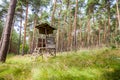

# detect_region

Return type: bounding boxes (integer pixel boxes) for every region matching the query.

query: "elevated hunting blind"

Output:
[33,23,56,56]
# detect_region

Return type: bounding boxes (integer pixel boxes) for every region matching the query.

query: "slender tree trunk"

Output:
[103,19,107,44]
[67,1,73,51]
[31,16,37,53]
[98,26,101,46]
[61,16,66,51]
[60,30,63,52]
[91,34,94,47]
[115,20,118,47]
[0,0,17,62]
[79,18,82,48]
[116,0,120,30]
[92,15,95,47]
[73,0,78,51]
[107,0,111,46]
[22,0,28,55]
[87,18,91,48]
[56,9,61,52]
[108,15,110,46]
[56,28,60,52]
[51,0,57,26]
[18,12,22,55]
[68,17,73,51]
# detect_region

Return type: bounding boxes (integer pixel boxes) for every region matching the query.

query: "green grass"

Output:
[0,48,120,80]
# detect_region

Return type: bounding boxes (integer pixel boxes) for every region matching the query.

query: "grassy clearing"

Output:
[0,48,120,80]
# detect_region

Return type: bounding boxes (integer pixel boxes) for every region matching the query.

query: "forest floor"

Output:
[0,48,120,80]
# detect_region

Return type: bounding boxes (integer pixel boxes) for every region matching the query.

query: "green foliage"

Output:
[30,0,50,13]
[110,44,116,49]
[11,30,19,44]
[20,44,29,54]
[0,0,9,16]
[40,11,49,23]
[115,35,120,43]
[110,35,120,48]
[0,49,120,80]
[8,29,19,54]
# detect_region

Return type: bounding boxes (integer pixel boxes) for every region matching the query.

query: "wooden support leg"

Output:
[54,48,56,57]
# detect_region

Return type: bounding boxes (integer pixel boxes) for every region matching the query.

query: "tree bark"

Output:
[73,0,78,51]
[116,0,120,30]
[67,1,73,51]
[87,18,91,47]
[0,0,17,62]
[18,10,22,55]
[31,16,37,53]
[51,0,57,26]
[68,14,73,51]
[8,19,15,54]
[56,9,61,52]
[0,29,5,49]
[22,0,28,55]
[98,26,101,46]
[107,0,111,46]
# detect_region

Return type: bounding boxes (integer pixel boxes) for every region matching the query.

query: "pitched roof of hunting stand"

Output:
[35,23,56,34]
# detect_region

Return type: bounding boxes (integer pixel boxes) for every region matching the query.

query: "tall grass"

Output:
[0,48,120,80]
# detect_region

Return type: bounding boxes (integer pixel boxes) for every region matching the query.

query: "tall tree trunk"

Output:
[56,27,60,52]
[79,19,82,48]
[8,19,15,53]
[66,0,73,51]
[68,14,73,51]
[98,26,101,46]
[116,0,120,30]
[115,20,118,47]
[56,9,61,52]
[18,11,22,55]
[107,0,111,46]
[31,16,37,53]
[0,0,17,62]
[87,18,91,48]
[92,15,95,47]
[51,0,57,26]
[22,0,28,55]
[73,0,78,51]
[103,19,107,44]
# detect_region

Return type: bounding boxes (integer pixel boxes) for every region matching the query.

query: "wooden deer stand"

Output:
[33,23,56,56]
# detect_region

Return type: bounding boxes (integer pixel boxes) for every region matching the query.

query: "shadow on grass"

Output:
[103,68,120,80]
[0,77,5,80]
[46,76,91,80]
[34,74,98,80]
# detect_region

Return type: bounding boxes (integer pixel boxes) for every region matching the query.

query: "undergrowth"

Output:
[0,48,120,80]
